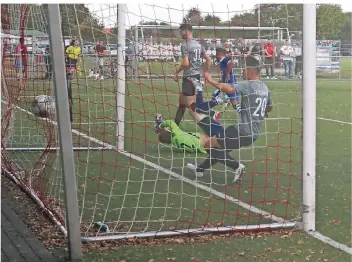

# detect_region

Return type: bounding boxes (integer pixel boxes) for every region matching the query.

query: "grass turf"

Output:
[2,59,351,260]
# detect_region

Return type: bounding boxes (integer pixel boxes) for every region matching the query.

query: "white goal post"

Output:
[95,4,314,240]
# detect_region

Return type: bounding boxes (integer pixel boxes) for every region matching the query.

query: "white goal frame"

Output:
[84,4,310,241]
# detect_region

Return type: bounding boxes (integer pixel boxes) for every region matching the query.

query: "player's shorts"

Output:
[182,74,200,96]
[216,125,256,151]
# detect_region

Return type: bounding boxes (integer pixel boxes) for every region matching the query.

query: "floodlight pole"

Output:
[302,4,316,232]
[117,4,126,150]
[46,4,82,260]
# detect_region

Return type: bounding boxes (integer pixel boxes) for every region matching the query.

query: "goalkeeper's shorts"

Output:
[216,125,256,150]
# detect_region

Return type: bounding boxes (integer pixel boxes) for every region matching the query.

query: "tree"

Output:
[182,7,202,25]
[317,4,346,39]
[203,14,221,26]
[340,12,351,41]
[257,4,302,33]
[40,4,105,42]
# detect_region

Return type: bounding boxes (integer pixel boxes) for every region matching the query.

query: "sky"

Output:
[87,2,352,28]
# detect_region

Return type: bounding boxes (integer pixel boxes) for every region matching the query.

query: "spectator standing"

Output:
[93,41,106,80]
[250,42,262,56]
[264,39,277,79]
[292,41,302,78]
[13,37,28,79]
[280,40,294,79]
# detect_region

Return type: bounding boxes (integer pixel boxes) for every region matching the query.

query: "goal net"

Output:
[2,4,303,242]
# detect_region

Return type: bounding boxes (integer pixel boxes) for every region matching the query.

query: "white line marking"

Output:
[71,117,296,125]
[317,117,352,125]
[75,117,350,125]
[308,231,352,255]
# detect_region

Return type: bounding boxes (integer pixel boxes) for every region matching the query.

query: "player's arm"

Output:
[201,47,211,72]
[204,72,239,106]
[265,92,274,115]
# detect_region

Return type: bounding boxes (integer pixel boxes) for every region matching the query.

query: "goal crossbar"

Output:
[131,25,283,31]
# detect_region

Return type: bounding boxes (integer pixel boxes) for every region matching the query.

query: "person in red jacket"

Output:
[263,39,277,79]
[13,37,28,79]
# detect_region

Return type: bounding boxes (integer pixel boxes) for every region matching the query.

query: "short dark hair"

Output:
[179,23,193,32]
[158,130,172,144]
[19,37,25,44]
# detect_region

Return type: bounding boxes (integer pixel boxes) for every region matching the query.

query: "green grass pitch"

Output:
[3,60,351,261]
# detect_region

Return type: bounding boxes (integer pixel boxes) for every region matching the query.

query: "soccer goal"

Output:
[2,3,320,255]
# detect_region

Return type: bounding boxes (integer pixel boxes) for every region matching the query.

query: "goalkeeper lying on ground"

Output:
[155,110,222,154]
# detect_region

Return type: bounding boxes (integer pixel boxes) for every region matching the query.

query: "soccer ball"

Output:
[31,95,56,118]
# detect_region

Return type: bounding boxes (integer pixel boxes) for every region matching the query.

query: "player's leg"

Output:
[185,77,228,120]
[188,125,249,183]
[174,76,199,125]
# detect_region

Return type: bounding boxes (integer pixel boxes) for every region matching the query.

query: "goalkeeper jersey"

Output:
[161,120,206,154]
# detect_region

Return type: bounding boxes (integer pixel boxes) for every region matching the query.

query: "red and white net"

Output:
[1,4,302,241]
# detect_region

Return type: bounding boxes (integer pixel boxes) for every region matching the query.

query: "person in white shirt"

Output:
[211,48,216,65]
[280,40,294,78]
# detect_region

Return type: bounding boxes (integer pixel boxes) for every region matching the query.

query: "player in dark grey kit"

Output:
[174,24,211,126]
[187,55,274,183]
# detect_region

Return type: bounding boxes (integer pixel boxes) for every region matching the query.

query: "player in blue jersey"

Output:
[217,46,236,85]
[187,55,274,183]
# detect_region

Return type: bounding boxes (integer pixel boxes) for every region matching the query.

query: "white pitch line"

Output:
[317,117,352,125]
[71,117,295,125]
[308,231,352,255]
[72,117,350,125]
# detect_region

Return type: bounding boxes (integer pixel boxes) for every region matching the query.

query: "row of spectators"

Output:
[134,39,303,79]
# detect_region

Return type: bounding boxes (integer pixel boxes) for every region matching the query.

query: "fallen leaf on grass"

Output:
[174,238,185,244]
